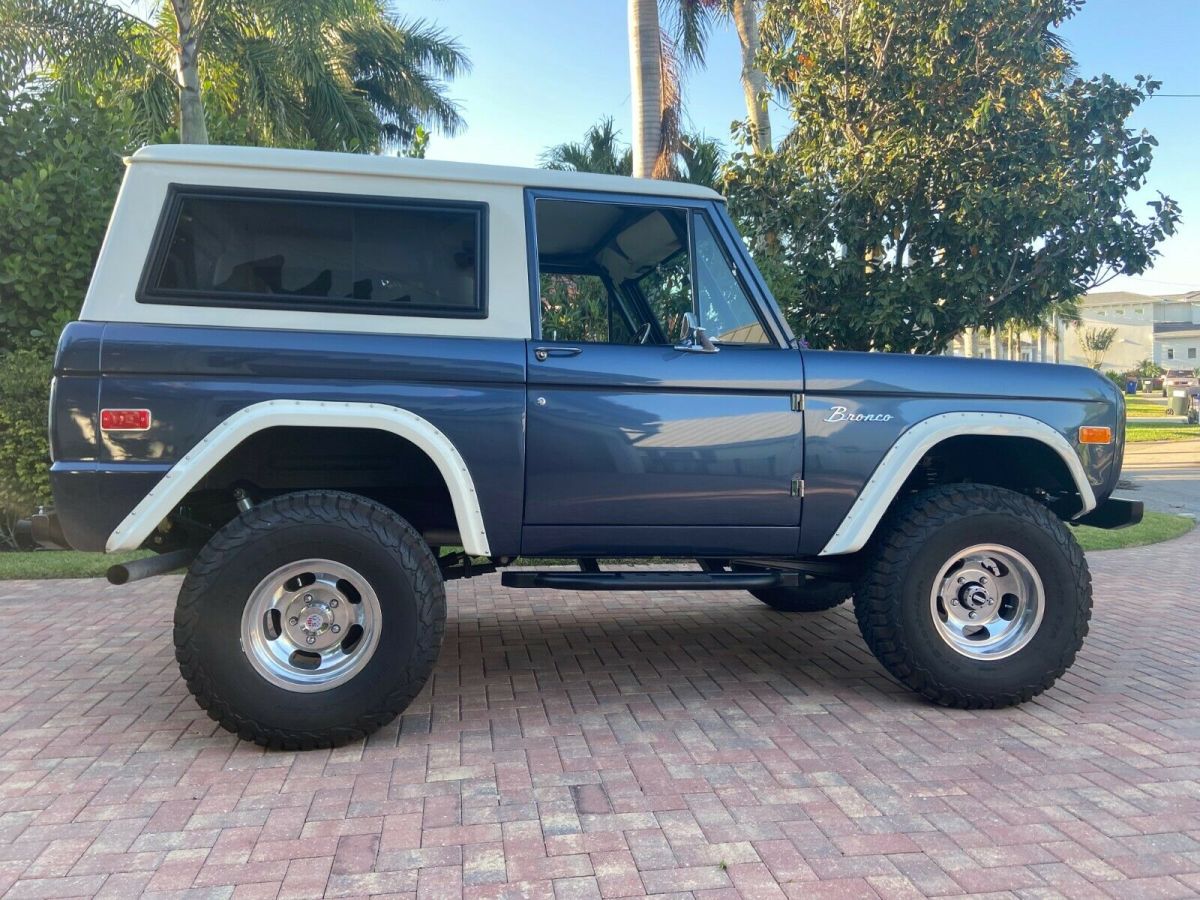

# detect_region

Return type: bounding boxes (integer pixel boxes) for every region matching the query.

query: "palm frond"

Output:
[662,0,721,70]
[0,0,169,86]
[540,116,632,175]
[653,30,682,179]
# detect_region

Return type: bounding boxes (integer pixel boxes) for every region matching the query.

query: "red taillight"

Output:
[100,409,151,431]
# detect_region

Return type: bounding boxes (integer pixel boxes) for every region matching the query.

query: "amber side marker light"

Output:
[1078,426,1113,445]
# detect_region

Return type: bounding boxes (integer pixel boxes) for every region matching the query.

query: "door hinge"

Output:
[790,476,805,498]
[791,393,805,412]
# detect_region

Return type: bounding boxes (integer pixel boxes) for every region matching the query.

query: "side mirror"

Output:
[675,311,719,354]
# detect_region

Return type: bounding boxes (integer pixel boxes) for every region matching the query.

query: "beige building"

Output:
[947,290,1200,371]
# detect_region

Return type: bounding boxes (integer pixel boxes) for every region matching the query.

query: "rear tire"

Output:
[174,491,445,749]
[750,577,851,612]
[853,484,1090,709]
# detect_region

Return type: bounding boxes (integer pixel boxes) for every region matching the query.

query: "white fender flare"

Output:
[818,412,1098,557]
[106,399,492,556]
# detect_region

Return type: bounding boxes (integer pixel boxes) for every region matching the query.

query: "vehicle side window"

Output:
[692,214,771,345]
[142,188,486,318]
[534,198,690,344]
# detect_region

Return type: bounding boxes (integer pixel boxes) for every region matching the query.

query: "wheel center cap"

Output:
[959,584,990,609]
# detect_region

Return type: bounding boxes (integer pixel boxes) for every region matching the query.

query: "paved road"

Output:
[1118,439,1200,518]
[1,532,1198,898]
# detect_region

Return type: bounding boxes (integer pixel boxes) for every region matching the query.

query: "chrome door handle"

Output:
[534,346,582,361]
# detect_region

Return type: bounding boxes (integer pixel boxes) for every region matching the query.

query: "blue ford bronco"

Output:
[31,145,1140,749]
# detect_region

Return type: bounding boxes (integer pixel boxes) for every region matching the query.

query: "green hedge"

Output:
[0,350,52,542]
[0,90,128,353]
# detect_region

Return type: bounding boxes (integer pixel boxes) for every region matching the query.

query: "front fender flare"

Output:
[818,412,1097,557]
[106,399,492,556]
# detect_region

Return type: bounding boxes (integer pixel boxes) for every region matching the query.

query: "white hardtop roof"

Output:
[129,144,724,201]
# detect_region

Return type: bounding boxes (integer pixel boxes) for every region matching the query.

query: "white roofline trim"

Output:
[127,144,724,201]
[818,412,1097,557]
[106,400,491,556]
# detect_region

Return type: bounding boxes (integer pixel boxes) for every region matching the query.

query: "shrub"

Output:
[0,87,130,353]
[0,350,53,545]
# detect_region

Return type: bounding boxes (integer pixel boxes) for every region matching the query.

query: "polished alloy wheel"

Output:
[929,543,1044,660]
[240,559,382,692]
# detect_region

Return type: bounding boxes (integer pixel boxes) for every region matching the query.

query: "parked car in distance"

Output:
[1163,369,1199,396]
[26,145,1141,749]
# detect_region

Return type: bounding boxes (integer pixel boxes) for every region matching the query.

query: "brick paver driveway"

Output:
[1,532,1198,899]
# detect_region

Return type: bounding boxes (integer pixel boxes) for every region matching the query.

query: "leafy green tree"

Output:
[724,0,1180,352]
[0,87,131,526]
[0,86,132,352]
[1078,326,1118,370]
[0,0,468,151]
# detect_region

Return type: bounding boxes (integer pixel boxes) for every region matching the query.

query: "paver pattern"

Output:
[0,531,1198,898]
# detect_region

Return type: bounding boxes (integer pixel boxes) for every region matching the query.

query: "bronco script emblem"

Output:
[825,405,894,423]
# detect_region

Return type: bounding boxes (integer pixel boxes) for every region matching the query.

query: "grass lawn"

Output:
[0,550,149,580]
[1072,510,1194,552]
[2,513,1193,578]
[1125,396,1170,418]
[1125,421,1200,443]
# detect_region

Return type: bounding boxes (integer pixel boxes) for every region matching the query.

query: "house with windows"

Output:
[947,290,1200,370]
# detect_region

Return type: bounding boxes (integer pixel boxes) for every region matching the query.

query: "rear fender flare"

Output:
[106,399,491,556]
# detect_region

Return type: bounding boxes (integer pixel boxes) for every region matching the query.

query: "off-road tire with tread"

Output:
[750,578,852,613]
[853,484,1091,709]
[174,491,445,749]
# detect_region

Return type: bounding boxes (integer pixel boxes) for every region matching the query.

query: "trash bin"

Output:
[1126,380,1137,395]
[1168,389,1190,416]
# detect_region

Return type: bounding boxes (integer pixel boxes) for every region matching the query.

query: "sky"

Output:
[403,0,1200,296]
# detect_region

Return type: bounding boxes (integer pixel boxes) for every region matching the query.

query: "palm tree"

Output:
[728,0,771,151]
[540,116,633,176]
[627,0,769,178]
[678,132,724,187]
[1,0,468,150]
[542,116,723,189]
[628,0,664,178]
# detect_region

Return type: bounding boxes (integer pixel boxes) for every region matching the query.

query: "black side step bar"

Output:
[501,570,804,591]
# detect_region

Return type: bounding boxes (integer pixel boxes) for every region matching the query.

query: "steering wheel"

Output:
[634,321,652,345]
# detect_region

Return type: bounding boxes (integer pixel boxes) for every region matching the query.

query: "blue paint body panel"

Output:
[53,322,528,554]
[797,350,1123,554]
[523,343,804,534]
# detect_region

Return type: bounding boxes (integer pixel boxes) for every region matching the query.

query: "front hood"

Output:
[802,349,1120,404]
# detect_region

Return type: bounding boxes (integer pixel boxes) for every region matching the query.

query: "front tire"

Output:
[174,491,445,749]
[854,484,1091,709]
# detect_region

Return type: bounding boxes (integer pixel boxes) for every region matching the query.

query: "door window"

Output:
[692,214,770,345]
[534,198,690,344]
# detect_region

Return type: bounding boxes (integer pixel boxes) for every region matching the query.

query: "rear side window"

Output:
[141,188,486,318]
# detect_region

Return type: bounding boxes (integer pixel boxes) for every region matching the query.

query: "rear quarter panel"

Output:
[52,323,527,553]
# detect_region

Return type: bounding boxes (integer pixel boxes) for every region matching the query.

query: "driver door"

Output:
[522,192,805,558]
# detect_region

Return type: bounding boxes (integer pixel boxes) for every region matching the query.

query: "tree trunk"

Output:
[731,0,771,152]
[628,0,661,178]
[171,0,208,144]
